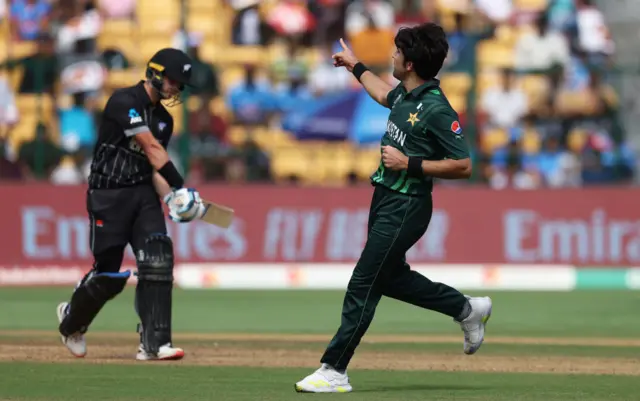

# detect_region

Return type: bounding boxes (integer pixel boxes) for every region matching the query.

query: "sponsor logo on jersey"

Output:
[386,120,407,147]
[129,138,145,154]
[129,108,143,124]
[451,120,462,135]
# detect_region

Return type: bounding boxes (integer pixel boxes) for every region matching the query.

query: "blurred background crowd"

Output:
[0,0,636,188]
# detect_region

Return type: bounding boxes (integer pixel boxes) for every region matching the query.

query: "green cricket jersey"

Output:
[370,79,470,196]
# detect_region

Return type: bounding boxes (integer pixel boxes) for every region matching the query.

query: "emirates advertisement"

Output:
[2,184,640,267]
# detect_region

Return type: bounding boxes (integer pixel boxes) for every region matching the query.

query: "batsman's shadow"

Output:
[358,384,488,393]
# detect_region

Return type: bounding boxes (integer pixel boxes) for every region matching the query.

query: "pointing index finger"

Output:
[339,38,349,51]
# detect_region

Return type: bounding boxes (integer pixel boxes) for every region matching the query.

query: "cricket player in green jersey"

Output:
[294,23,492,393]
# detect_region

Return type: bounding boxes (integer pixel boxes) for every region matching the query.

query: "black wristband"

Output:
[158,161,184,189]
[352,62,369,82]
[407,156,424,178]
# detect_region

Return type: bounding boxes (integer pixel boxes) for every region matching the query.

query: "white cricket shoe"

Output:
[457,296,492,355]
[136,343,185,361]
[294,364,353,393]
[56,302,87,358]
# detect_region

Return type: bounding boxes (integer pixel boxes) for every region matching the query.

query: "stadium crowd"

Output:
[0,0,635,188]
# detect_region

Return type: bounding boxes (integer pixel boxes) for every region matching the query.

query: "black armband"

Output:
[407,156,424,178]
[352,62,369,82]
[158,161,184,189]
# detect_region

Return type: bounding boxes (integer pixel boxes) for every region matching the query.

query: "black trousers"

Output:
[320,185,468,371]
[86,185,167,273]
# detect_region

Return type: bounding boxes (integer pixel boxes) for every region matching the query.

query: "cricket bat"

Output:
[199,200,234,228]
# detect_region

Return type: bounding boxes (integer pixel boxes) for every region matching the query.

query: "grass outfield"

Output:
[0,288,638,400]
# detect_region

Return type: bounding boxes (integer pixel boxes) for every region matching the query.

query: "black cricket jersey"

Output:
[88,81,174,189]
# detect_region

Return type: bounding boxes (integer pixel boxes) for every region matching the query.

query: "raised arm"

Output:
[332,38,394,107]
[358,70,395,107]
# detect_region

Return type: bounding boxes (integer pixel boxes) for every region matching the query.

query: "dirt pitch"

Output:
[2,332,640,376]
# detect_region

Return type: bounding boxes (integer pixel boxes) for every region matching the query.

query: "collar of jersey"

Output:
[135,80,154,106]
[402,78,440,98]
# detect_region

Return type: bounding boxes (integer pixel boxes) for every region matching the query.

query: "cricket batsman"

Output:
[56,48,207,361]
[295,23,492,393]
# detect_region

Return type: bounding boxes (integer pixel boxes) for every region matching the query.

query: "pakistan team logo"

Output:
[407,113,420,127]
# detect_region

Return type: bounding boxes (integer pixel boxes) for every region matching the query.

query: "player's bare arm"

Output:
[133,131,189,206]
[381,145,472,179]
[135,132,172,172]
[152,171,172,199]
[332,38,393,107]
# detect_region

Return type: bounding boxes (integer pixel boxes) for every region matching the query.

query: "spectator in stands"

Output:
[575,0,614,67]
[9,0,51,41]
[189,95,228,151]
[580,148,615,185]
[50,153,87,185]
[0,137,23,180]
[270,38,309,86]
[185,32,220,101]
[185,96,229,182]
[53,0,102,54]
[349,13,395,74]
[308,41,353,96]
[490,152,541,190]
[274,76,313,115]
[58,38,107,98]
[535,134,581,187]
[480,68,528,133]
[235,136,272,182]
[491,136,539,180]
[224,154,248,183]
[58,92,97,159]
[514,12,570,74]
[345,0,394,38]
[444,12,494,74]
[474,0,513,25]
[97,0,136,19]
[585,69,618,117]
[101,48,131,70]
[0,0,6,21]
[584,130,635,183]
[547,0,576,34]
[265,0,316,46]
[567,49,593,90]
[227,64,275,127]
[231,2,272,46]
[475,153,493,185]
[0,67,19,139]
[394,0,426,29]
[0,33,58,94]
[555,65,615,118]
[604,141,636,183]
[308,0,347,46]
[17,121,64,181]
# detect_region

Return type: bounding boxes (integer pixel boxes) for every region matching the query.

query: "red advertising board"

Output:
[1,184,639,267]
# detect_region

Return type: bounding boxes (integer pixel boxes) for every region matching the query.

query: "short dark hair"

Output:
[394,23,449,80]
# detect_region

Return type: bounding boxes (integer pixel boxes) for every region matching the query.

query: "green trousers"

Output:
[320,185,468,371]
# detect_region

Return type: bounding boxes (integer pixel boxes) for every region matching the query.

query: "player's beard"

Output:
[392,67,406,82]
[160,90,183,107]
[392,60,407,82]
